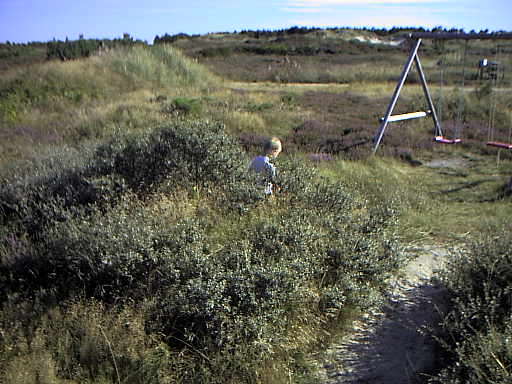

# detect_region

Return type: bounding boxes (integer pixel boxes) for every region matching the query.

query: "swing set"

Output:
[373,32,512,154]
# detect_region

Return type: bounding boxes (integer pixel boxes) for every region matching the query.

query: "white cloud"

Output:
[285,5,443,28]
[281,0,452,14]
[352,14,437,28]
[280,0,468,27]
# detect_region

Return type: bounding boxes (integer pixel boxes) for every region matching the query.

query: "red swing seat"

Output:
[486,141,512,149]
[434,136,462,144]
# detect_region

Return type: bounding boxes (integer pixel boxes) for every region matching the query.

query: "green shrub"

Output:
[433,323,512,384]
[432,223,512,383]
[0,119,249,239]
[153,32,193,44]
[198,46,233,57]
[0,90,23,123]
[145,210,321,350]
[47,38,101,61]
[46,35,144,61]
[165,97,202,116]
[0,119,405,382]
[246,101,273,112]
[280,91,298,107]
[96,120,248,193]
[272,156,317,196]
[0,166,126,239]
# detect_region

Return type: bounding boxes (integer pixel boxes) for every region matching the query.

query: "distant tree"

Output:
[47,37,118,61]
[153,33,190,45]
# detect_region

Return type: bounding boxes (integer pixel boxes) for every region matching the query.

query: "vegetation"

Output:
[0,119,409,382]
[431,223,512,383]
[46,33,145,61]
[0,27,512,383]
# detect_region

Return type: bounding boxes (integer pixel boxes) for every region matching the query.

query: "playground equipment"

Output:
[478,59,503,81]
[373,32,512,154]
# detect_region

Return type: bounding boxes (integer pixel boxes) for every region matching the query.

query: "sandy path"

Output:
[318,245,450,384]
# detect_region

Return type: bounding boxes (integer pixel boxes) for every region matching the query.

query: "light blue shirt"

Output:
[249,155,276,194]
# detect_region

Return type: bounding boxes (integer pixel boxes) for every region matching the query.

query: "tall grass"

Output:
[0,300,177,384]
[102,45,217,90]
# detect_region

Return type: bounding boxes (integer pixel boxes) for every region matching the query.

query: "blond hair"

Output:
[263,137,282,154]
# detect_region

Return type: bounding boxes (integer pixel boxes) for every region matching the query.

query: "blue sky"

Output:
[1,0,511,43]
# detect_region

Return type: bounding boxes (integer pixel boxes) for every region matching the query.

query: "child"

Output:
[249,137,282,195]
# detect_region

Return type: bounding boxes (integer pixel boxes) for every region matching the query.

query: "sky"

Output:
[0,0,511,44]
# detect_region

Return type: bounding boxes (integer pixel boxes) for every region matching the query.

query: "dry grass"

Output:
[314,153,512,245]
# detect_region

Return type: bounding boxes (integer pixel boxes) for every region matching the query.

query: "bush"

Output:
[0,121,405,382]
[143,208,322,350]
[432,223,512,383]
[0,120,249,239]
[47,38,102,60]
[164,97,202,116]
[0,167,127,240]
[2,200,156,304]
[198,46,233,57]
[96,120,248,193]
[46,34,145,61]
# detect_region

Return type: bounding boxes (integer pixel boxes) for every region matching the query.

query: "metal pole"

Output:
[414,54,443,137]
[373,39,422,154]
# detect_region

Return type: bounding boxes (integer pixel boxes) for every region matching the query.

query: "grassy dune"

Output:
[0,44,218,166]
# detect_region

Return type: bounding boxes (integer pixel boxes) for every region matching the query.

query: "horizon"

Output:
[5,26,512,45]
[1,0,511,44]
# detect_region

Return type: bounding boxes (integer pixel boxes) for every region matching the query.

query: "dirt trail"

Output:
[318,245,450,384]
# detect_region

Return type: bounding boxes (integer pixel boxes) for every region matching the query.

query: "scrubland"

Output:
[1,28,512,383]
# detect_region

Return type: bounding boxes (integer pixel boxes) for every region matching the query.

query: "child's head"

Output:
[264,137,282,158]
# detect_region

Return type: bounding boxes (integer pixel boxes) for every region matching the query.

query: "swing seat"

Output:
[486,141,512,149]
[434,136,462,144]
[379,111,430,123]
